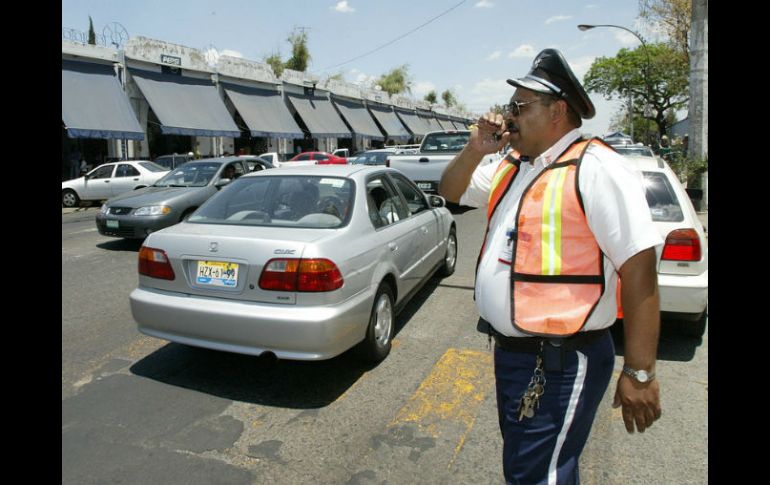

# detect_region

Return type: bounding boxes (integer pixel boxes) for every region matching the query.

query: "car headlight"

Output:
[99,204,109,215]
[134,205,172,216]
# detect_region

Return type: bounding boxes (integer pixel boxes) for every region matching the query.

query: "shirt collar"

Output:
[534,129,582,167]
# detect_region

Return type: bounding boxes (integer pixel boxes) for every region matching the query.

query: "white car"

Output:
[62,160,170,208]
[619,150,708,336]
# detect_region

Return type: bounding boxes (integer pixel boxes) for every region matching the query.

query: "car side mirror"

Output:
[215,178,232,189]
[428,195,446,208]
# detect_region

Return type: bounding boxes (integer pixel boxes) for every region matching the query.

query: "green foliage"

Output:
[88,16,96,45]
[583,43,688,137]
[328,72,346,82]
[441,89,457,108]
[376,65,412,96]
[639,0,691,62]
[489,103,504,115]
[264,52,284,78]
[668,153,708,187]
[285,29,311,72]
[424,90,437,104]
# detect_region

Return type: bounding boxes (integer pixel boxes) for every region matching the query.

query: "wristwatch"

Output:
[622,365,655,383]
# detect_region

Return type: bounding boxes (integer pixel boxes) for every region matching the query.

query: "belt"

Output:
[488,324,608,353]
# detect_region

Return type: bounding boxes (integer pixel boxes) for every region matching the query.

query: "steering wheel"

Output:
[317,196,344,218]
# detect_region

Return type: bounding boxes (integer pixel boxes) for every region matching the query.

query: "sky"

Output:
[62,0,666,137]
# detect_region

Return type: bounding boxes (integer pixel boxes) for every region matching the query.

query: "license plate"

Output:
[417,182,433,190]
[196,261,239,287]
[106,220,119,229]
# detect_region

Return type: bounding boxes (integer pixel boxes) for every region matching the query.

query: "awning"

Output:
[435,115,455,130]
[417,110,444,132]
[222,83,304,139]
[331,97,384,140]
[129,68,240,137]
[367,104,410,141]
[62,60,144,140]
[286,94,351,138]
[395,108,428,137]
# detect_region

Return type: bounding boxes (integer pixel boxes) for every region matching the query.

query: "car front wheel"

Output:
[62,189,80,208]
[356,284,395,362]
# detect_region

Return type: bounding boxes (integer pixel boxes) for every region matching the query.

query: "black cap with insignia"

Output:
[507,48,596,119]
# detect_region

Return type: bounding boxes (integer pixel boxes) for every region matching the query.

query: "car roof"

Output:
[618,154,668,173]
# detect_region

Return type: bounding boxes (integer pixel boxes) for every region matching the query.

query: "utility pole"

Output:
[689,0,708,210]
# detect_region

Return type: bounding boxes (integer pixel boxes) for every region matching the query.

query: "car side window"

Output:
[389,174,429,215]
[366,177,408,228]
[116,164,140,177]
[90,165,115,179]
[297,154,311,161]
[316,154,329,161]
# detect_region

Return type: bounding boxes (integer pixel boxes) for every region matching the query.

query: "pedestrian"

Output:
[658,135,672,161]
[79,159,88,177]
[439,48,663,484]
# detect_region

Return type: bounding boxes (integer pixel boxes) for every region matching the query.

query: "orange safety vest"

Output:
[479,138,616,337]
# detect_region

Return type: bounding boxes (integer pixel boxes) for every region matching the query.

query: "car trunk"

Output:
[140,222,331,304]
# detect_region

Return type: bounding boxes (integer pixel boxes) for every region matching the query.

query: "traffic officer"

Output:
[439,48,663,484]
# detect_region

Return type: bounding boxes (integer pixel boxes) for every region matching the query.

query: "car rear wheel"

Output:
[356,284,394,362]
[437,227,457,277]
[62,189,80,208]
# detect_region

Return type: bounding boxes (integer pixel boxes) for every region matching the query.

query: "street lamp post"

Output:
[578,24,653,143]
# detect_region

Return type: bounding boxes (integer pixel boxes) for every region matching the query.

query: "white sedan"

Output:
[130,165,457,362]
[619,149,708,337]
[62,160,169,208]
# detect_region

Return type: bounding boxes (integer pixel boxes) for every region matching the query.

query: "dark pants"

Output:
[494,331,615,485]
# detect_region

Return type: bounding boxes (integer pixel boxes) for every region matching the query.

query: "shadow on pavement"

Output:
[446,202,477,215]
[97,238,144,252]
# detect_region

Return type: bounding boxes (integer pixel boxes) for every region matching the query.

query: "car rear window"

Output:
[642,171,684,222]
[140,162,169,172]
[421,132,470,152]
[189,175,354,228]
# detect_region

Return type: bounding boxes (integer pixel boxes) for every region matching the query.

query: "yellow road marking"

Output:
[388,348,495,468]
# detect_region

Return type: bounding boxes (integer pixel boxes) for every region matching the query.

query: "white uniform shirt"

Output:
[460,129,663,337]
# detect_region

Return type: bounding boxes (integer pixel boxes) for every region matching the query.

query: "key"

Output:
[518,395,532,421]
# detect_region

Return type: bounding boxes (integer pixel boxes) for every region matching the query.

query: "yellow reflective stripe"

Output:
[488,163,515,204]
[541,167,568,275]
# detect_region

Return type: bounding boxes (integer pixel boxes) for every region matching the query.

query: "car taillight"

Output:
[259,258,343,292]
[138,246,175,280]
[661,228,701,261]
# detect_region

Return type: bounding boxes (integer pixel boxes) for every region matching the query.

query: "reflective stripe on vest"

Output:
[508,138,612,337]
[473,151,521,276]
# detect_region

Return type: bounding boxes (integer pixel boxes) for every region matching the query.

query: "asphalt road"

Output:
[62,206,708,485]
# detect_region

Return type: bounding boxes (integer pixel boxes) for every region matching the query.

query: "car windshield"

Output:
[188,175,354,228]
[614,146,655,157]
[153,162,221,187]
[641,171,684,222]
[421,132,470,152]
[139,161,170,172]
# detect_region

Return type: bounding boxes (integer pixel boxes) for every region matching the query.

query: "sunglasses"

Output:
[502,99,543,117]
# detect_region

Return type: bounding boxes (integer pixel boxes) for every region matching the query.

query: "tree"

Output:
[488,103,505,115]
[424,90,437,104]
[639,0,691,63]
[583,43,688,138]
[328,72,346,82]
[88,16,96,45]
[264,52,284,78]
[441,89,457,108]
[284,29,311,72]
[376,65,412,96]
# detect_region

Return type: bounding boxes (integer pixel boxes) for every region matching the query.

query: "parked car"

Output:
[62,160,169,208]
[95,156,271,239]
[350,148,396,166]
[153,153,194,170]
[129,165,457,362]
[618,150,708,336]
[239,155,274,172]
[256,152,284,167]
[285,151,347,166]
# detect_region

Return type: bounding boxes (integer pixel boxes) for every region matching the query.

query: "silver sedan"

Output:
[129,165,457,362]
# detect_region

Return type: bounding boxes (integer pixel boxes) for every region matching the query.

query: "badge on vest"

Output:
[498,228,515,265]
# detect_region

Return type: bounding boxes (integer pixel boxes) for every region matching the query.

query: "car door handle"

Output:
[104,180,110,183]
[388,242,398,252]
[420,226,429,234]
[133,177,139,180]
[419,157,429,163]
